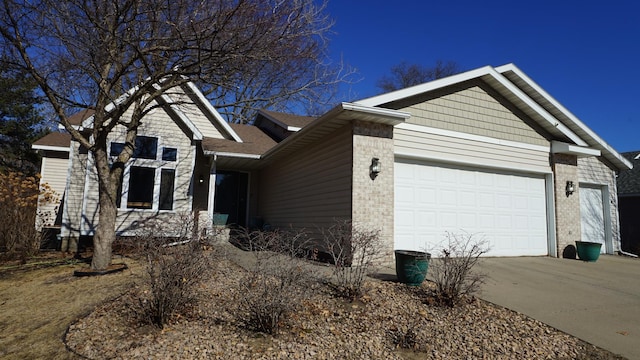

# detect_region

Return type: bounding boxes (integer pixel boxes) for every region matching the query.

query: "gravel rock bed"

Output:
[66,258,619,359]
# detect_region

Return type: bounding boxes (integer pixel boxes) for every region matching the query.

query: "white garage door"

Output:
[395,159,549,257]
[579,185,606,253]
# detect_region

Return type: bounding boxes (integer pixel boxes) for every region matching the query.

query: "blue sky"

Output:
[326,0,640,152]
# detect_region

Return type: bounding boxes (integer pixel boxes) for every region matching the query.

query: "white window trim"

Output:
[112,135,178,212]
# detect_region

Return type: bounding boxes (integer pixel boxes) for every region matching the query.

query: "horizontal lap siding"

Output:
[41,155,69,196]
[258,125,352,237]
[395,128,551,174]
[63,142,87,238]
[37,155,69,229]
[170,89,225,139]
[81,107,196,236]
[398,83,549,147]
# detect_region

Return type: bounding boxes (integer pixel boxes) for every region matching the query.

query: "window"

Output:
[109,136,176,211]
[159,169,175,210]
[110,142,125,156]
[162,147,177,161]
[127,166,155,209]
[133,136,158,159]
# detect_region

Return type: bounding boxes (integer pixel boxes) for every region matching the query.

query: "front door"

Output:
[214,171,248,227]
[580,184,606,253]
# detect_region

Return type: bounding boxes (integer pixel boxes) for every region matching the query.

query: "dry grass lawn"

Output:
[0,255,141,359]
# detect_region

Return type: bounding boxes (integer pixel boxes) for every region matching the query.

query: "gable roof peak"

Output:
[73,81,242,143]
[356,63,631,172]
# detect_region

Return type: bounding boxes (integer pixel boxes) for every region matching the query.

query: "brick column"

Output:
[352,120,395,262]
[552,154,581,258]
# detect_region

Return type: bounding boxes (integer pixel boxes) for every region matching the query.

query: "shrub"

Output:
[132,212,214,328]
[0,171,58,260]
[323,219,385,300]
[428,231,489,307]
[234,227,316,335]
[386,320,420,350]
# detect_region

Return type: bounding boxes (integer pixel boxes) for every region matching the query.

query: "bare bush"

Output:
[387,321,420,350]
[235,227,316,335]
[428,232,490,307]
[323,219,385,300]
[131,212,214,328]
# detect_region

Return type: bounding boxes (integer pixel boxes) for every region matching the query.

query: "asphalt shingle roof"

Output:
[32,132,72,149]
[202,124,277,156]
[259,109,315,129]
[617,151,640,195]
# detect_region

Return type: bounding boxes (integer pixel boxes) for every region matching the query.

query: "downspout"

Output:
[618,250,638,258]
[207,154,218,221]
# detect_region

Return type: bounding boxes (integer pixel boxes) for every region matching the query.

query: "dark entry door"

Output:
[213,171,248,227]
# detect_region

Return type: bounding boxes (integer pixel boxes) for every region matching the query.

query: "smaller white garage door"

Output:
[395,160,549,257]
[579,185,606,253]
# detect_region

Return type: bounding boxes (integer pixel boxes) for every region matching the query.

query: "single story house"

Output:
[616,151,640,255]
[33,63,632,258]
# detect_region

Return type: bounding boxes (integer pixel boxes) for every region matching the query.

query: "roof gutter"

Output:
[203,151,261,159]
[31,144,70,152]
[261,102,410,160]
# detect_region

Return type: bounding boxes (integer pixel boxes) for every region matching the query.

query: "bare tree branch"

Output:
[0,0,355,270]
[376,60,462,93]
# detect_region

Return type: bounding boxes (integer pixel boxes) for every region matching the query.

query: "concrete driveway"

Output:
[476,255,640,360]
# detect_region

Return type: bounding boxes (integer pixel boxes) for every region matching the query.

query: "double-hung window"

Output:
[110,136,177,211]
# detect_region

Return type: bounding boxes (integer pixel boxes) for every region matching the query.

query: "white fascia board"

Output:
[80,115,94,130]
[355,66,495,107]
[357,64,587,147]
[31,144,71,152]
[256,110,304,132]
[81,84,142,129]
[261,102,410,160]
[257,110,298,132]
[341,102,411,124]
[184,82,243,143]
[551,140,601,157]
[497,63,632,170]
[487,67,588,147]
[202,150,261,159]
[397,122,550,153]
[157,93,203,140]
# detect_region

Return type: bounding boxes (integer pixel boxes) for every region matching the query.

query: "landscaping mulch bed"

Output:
[65,258,625,360]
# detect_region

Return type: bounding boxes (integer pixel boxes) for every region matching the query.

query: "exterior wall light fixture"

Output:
[370,157,381,178]
[566,181,575,196]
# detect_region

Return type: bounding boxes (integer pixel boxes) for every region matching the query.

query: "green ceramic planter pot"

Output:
[395,250,431,286]
[575,241,602,262]
[212,213,229,226]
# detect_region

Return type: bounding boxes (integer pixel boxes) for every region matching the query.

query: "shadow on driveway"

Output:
[476,255,640,360]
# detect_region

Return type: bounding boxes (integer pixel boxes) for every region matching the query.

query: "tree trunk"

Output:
[91,189,117,270]
[90,147,120,271]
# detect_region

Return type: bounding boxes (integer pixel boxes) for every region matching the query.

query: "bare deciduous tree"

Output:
[376,60,461,93]
[0,0,353,270]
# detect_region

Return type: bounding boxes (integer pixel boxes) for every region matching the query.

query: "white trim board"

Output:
[395,123,550,153]
[32,144,70,152]
[394,151,552,175]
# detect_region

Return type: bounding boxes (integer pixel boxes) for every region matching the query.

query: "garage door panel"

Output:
[417,210,437,227]
[395,160,548,257]
[418,188,436,203]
